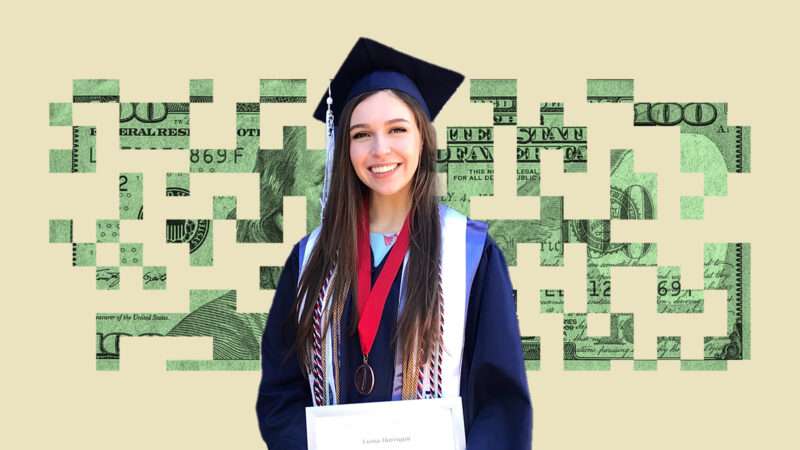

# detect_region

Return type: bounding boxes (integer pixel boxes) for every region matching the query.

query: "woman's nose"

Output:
[370,133,391,156]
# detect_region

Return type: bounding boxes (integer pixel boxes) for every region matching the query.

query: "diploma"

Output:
[305,397,466,450]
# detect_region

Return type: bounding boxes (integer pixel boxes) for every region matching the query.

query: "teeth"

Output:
[370,163,399,174]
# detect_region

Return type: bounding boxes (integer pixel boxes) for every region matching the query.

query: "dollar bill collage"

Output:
[2,1,799,449]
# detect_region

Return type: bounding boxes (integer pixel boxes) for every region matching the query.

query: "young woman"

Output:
[256,37,532,450]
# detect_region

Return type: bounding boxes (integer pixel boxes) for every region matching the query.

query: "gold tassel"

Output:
[401,330,423,400]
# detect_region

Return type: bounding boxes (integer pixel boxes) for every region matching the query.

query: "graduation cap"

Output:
[312,37,465,126]
[314,37,465,224]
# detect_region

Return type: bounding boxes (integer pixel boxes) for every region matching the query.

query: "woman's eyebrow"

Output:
[349,118,410,131]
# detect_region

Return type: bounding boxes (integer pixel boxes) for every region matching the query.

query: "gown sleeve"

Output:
[461,236,534,450]
[256,242,312,450]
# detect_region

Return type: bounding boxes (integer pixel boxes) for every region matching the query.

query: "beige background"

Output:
[2,0,798,448]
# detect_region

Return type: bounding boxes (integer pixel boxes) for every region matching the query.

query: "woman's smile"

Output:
[369,162,402,177]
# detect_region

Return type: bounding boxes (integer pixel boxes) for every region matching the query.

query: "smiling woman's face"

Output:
[348,90,422,203]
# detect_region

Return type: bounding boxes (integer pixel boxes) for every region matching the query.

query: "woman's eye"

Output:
[352,128,405,139]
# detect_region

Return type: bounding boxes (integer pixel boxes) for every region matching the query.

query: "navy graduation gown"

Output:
[256,235,533,450]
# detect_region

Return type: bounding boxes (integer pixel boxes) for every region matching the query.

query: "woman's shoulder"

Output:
[279,229,319,278]
[438,203,489,229]
[481,234,506,265]
[436,201,499,254]
[289,226,323,262]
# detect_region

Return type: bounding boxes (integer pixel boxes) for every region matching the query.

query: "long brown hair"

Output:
[290,88,442,377]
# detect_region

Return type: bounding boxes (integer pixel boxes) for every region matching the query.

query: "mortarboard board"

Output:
[314,37,464,226]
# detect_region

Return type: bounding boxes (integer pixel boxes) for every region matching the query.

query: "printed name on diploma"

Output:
[362,435,413,445]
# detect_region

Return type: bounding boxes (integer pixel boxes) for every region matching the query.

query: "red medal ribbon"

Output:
[356,195,411,359]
